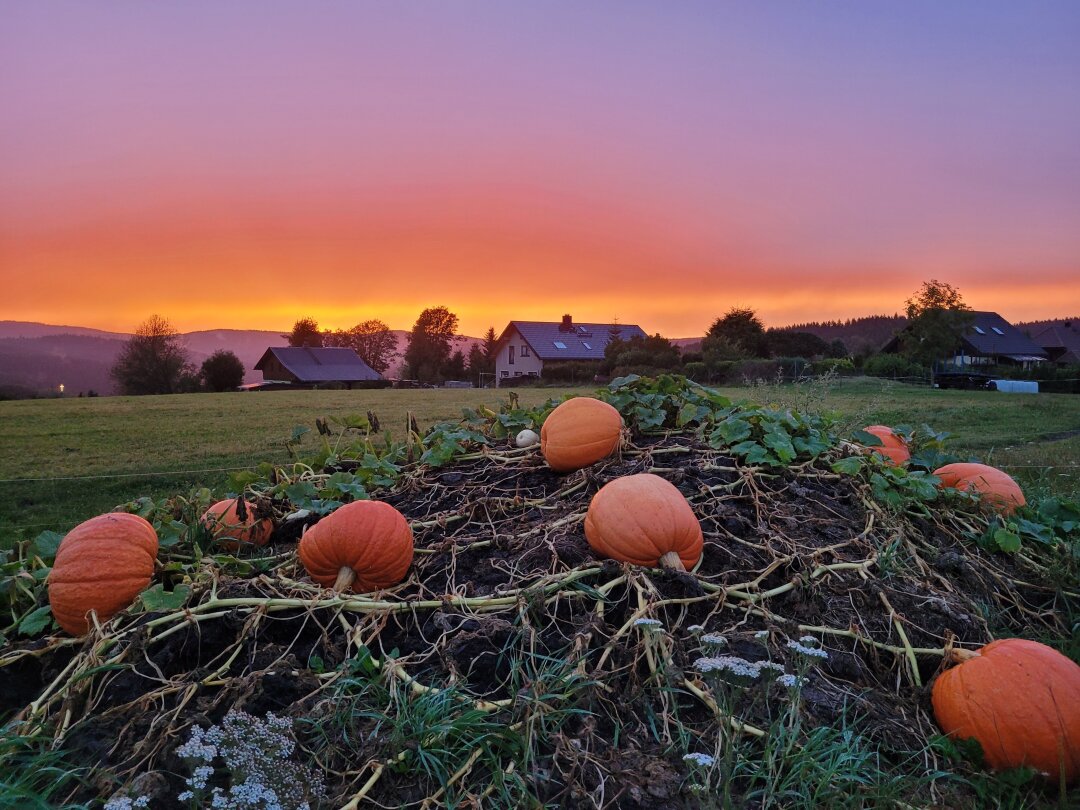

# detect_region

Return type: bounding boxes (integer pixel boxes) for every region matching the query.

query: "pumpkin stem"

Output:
[658,551,686,572]
[333,566,357,593]
[948,647,980,664]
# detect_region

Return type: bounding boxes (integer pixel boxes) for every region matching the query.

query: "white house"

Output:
[494,315,648,385]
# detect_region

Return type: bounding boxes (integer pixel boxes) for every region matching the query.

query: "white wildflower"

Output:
[700,633,728,647]
[687,624,705,633]
[786,640,829,659]
[799,635,820,646]
[754,630,769,640]
[683,752,716,768]
[777,673,808,688]
[756,660,785,679]
[694,655,761,679]
[634,618,663,628]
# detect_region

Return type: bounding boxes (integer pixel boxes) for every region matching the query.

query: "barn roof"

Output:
[959,312,1047,359]
[882,311,1047,360]
[499,318,649,361]
[253,347,383,382]
[1031,322,1080,364]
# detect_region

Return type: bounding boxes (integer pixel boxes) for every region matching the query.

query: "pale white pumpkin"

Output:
[515,429,540,448]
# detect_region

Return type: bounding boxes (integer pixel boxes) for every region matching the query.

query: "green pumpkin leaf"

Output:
[992,528,1021,553]
[139,584,192,612]
[29,531,64,560]
[18,605,53,636]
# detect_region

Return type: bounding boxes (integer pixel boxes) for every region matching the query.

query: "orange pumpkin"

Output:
[200,498,273,551]
[932,639,1080,782]
[48,512,159,635]
[298,500,414,592]
[862,425,910,465]
[934,462,1025,515]
[584,473,703,571]
[540,397,623,473]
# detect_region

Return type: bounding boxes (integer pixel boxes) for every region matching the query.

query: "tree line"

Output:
[108,281,979,395]
[108,306,501,395]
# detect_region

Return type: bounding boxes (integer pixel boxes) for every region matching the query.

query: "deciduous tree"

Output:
[404,306,459,382]
[285,317,323,348]
[201,350,245,392]
[325,319,397,373]
[110,315,195,395]
[703,307,768,359]
[900,280,973,375]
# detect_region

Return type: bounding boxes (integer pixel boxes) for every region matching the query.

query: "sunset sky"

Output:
[2,1,1079,337]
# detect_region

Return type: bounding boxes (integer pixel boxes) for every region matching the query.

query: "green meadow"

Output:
[2,377,1078,543]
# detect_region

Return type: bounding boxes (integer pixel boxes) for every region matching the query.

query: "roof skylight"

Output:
[553,341,567,349]
[973,326,986,335]
[992,327,1005,335]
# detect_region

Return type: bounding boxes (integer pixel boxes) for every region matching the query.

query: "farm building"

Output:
[252,347,386,389]
[882,311,1047,369]
[1031,321,1080,365]
[494,315,648,385]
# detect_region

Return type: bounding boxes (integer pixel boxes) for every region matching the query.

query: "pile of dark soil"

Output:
[1,433,1074,808]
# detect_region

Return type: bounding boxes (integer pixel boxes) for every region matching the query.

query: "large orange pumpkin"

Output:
[933,462,1025,515]
[200,498,273,551]
[540,397,623,473]
[584,473,703,571]
[48,512,159,635]
[932,638,1080,782]
[298,500,414,592]
[862,425,910,465]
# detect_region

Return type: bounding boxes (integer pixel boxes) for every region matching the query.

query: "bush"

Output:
[813,358,855,375]
[683,362,707,382]
[538,361,602,383]
[862,354,925,379]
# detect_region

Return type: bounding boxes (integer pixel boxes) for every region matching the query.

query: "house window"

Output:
[501,370,509,377]
[509,346,515,365]
[514,371,522,376]
[553,341,567,349]
[973,326,986,335]
[992,327,1005,335]
[582,342,592,350]
[520,345,529,357]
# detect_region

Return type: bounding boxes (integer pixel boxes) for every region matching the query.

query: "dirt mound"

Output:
[1,381,1076,808]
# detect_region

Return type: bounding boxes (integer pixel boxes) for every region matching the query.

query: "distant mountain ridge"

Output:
[0,321,476,397]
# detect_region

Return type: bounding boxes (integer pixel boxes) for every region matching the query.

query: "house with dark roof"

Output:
[1031,322,1080,365]
[252,347,386,389]
[882,311,1047,369]
[494,315,648,385]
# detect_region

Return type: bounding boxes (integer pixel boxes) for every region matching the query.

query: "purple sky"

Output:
[2,1,1079,334]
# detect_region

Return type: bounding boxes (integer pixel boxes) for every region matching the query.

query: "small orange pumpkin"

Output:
[862,425,910,465]
[48,512,159,635]
[932,638,1080,782]
[584,473,703,571]
[200,498,273,551]
[298,500,414,592]
[541,397,623,473]
[934,462,1025,515]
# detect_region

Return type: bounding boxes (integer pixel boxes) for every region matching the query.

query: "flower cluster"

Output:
[786,639,829,659]
[175,709,324,809]
[700,633,728,647]
[694,655,763,679]
[104,798,150,810]
[777,673,808,689]
[634,617,663,629]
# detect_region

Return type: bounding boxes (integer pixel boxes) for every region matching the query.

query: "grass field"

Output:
[2,377,1078,541]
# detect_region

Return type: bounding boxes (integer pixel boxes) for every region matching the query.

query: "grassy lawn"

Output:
[2,377,1078,541]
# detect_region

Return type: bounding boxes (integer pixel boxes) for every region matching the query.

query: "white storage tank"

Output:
[993,380,1039,394]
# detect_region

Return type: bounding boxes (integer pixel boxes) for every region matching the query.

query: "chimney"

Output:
[560,314,573,332]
